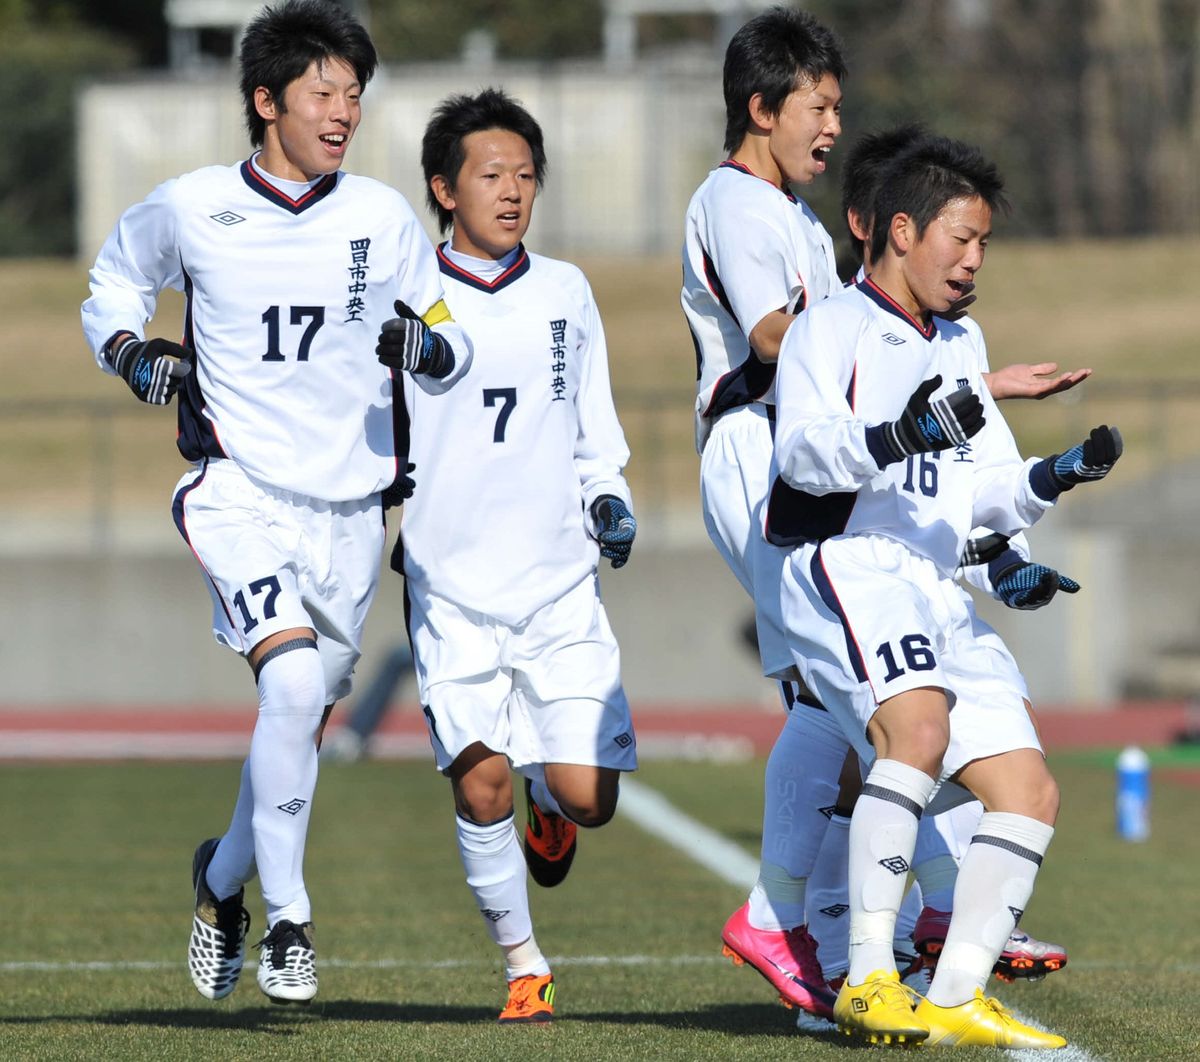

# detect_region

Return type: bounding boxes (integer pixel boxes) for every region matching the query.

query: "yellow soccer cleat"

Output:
[833,968,929,1046]
[914,989,1067,1049]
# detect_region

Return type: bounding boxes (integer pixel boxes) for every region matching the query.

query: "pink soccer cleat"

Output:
[721,902,837,1018]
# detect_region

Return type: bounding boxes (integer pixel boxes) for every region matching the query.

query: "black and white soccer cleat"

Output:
[188,837,251,1000]
[256,919,318,1004]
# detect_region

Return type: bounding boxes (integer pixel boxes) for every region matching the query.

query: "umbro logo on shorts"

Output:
[881,332,905,345]
[879,855,910,875]
[276,798,308,816]
[480,908,510,922]
[210,211,246,226]
[820,903,849,919]
[613,731,633,748]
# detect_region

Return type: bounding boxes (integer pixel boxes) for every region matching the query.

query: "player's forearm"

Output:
[747,309,794,363]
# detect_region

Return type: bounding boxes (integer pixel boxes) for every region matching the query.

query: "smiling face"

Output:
[888,195,992,317]
[433,128,537,260]
[255,57,361,181]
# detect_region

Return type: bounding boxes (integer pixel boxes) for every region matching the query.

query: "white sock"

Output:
[456,813,534,951]
[806,812,851,978]
[895,882,924,954]
[206,758,257,899]
[249,643,325,927]
[926,812,1054,1007]
[913,808,959,913]
[748,704,845,931]
[503,935,551,980]
[847,759,935,984]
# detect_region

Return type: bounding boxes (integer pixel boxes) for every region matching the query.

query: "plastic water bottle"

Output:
[1115,746,1150,842]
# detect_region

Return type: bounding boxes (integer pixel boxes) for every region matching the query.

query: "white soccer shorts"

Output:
[172,458,384,704]
[700,404,796,681]
[781,533,1042,780]
[407,573,638,774]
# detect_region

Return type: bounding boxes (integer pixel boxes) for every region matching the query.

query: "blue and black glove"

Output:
[376,299,454,378]
[866,375,985,467]
[1031,425,1123,499]
[989,551,1081,611]
[591,495,637,569]
[381,462,417,509]
[106,335,191,405]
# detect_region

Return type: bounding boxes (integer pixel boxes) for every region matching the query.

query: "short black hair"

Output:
[840,124,929,262]
[722,7,847,154]
[868,136,1009,264]
[421,88,548,234]
[239,0,377,148]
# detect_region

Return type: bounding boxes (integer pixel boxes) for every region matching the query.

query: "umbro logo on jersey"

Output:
[210,210,246,226]
[276,798,307,816]
[480,908,509,922]
[881,332,905,345]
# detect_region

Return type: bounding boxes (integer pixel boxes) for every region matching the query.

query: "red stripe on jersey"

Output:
[859,278,937,340]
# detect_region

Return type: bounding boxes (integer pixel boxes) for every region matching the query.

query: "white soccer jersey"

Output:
[769,278,1054,574]
[399,244,632,625]
[682,161,839,451]
[82,158,471,502]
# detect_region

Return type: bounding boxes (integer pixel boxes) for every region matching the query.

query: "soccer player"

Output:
[80,0,470,1006]
[681,7,849,1020]
[769,134,1122,1047]
[394,88,638,1024]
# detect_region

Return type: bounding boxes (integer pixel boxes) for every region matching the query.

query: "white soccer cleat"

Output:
[256,919,318,1004]
[188,837,251,1001]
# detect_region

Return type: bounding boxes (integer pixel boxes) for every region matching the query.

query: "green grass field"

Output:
[2,755,1198,1059]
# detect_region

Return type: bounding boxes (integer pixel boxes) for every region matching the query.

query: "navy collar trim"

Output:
[718,159,797,203]
[240,160,338,214]
[857,278,937,341]
[436,242,530,293]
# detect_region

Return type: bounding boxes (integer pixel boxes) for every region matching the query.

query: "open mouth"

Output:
[497,211,520,224]
[320,133,347,150]
[947,279,973,298]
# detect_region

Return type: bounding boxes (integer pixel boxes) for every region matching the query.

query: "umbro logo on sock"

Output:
[480,908,510,922]
[819,903,849,918]
[276,798,308,815]
[1008,905,1025,923]
[818,805,837,819]
[879,855,910,875]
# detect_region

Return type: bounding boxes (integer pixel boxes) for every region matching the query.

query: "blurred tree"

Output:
[0,10,131,255]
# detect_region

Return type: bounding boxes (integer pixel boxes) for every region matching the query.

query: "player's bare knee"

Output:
[450,749,514,823]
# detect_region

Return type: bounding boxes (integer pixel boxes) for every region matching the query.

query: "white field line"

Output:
[616,777,1106,1062]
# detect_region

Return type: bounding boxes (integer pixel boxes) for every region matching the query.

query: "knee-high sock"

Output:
[912,799,983,915]
[249,642,325,928]
[206,758,257,900]
[926,812,1054,1007]
[847,759,935,984]
[748,702,845,931]
[456,813,549,979]
[805,812,851,978]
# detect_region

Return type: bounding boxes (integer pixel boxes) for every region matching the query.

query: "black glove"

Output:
[381,462,417,509]
[591,495,637,569]
[990,553,1081,611]
[867,375,985,466]
[106,335,191,405]
[959,531,1011,568]
[376,299,454,378]
[1049,425,1123,491]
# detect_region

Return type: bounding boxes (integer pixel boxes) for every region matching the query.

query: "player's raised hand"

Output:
[871,375,985,465]
[106,335,191,405]
[993,560,1081,611]
[985,362,1093,401]
[1049,425,1123,491]
[591,495,637,569]
[377,299,453,378]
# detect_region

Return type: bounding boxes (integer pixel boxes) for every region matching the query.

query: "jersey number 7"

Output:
[483,387,517,443]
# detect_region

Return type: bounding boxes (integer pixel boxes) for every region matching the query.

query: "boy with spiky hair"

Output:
[682,4,848,1021]
[398,87,637,1024]
[770,134,1122,1047]
[82,0,471,1006]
